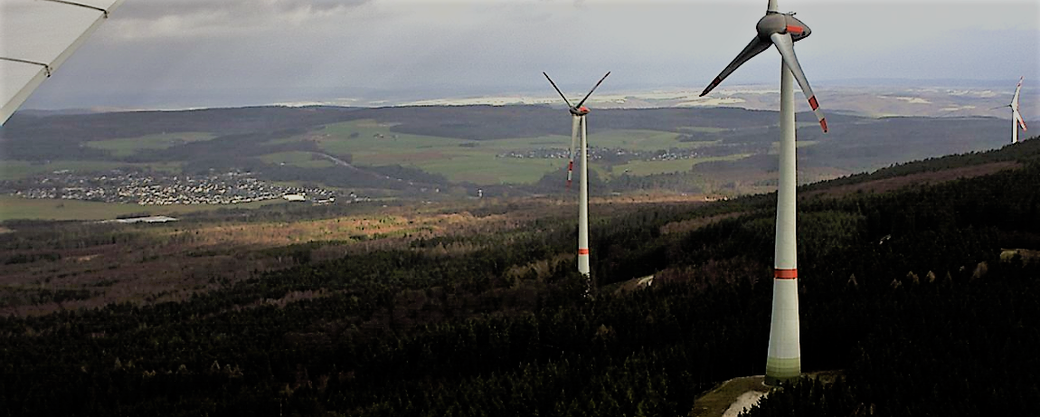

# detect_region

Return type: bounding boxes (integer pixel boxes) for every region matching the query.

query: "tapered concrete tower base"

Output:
[765,279,801,385]
[765,62,801,386]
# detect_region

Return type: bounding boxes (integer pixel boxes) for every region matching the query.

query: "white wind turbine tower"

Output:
[699,0,827,385]
[543,71,610,279]
[1008,77,1028,144]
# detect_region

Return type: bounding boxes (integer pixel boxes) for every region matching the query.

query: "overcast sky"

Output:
[12,0,1040,110]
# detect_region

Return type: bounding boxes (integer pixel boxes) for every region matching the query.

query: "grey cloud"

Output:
[112,0,372,33]
[117,0,371,20]
[19,1,1040,111]
[105,0,375,40]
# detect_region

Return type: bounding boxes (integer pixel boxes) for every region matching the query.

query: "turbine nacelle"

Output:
[543,71,610,116]
[543,71,610,189]
[757,13,811,42]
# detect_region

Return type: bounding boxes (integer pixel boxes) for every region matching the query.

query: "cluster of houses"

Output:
[7,169,337,206]
[495,146,704,162]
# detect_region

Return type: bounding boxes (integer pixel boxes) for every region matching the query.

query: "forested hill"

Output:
[1,139,1038,416]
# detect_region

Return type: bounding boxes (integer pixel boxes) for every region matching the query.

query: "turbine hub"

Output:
[570,106,590,116]
[757,13,811,41]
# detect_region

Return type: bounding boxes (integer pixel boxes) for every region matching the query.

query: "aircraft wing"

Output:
[1,0,125,125]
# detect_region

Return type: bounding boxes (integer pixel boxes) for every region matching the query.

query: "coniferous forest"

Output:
[2,140,1039,416]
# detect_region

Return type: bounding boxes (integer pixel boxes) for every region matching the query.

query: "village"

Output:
[4,169,337,206]
[495,146,703,163]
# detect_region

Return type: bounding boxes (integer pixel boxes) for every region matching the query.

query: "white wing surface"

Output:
[0,0,124,125]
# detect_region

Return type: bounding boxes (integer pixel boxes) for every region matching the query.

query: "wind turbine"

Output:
[1008,77,1028,144]
[699,0,827,386]
[543,71,610,279]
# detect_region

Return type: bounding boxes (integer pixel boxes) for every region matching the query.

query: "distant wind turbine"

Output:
[700,0,827,385]
[543,71,610,280]
[1008,77,1028,144]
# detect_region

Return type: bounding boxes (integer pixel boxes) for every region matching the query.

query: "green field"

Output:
[421,155,562,184]
[0,160,183,181]
[612,154,753,176]
[3,119,761,188]
[677,126,729,133]
[317,120,472,159]
[299,120,740,185]
[84,132,217,157]
[588,129,709,150]
[260,151,335,169]
[0,196,288,221]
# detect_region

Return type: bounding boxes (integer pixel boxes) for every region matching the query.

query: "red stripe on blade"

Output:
[808,96,819,110]
[578,248,590,255]
[820,118,828,133]
[786,25,804,34]
[774,269,798,279]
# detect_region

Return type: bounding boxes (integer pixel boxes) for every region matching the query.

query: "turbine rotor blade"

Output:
[700,37,772,97]
[567,116,581,187]
[543,72,574,108]
[1010,75,1027,109]
[1014,110,1028,131]
[575,71,611,109]
[770,33,828,133]
[1013,76,1024,108]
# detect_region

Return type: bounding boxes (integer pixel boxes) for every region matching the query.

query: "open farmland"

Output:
[613,154,754,176]
[260,151,336,169]
[84,132,217,157]
[0,106,1019,206]
[0,160,182,181]
[304,120,761,185]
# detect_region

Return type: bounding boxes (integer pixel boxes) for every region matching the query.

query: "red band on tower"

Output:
[774,269,798,279]
[578,248,590,255]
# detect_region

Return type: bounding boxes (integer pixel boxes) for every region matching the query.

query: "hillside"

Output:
[0,137,1037,416]
[0,106,1017,214]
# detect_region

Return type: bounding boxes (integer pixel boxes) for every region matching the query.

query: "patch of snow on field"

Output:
[676,97,747,107]
[940,105,978,112]
[947,89,998,98]
[722,391,767,417]
[881,96,931,104]
[896,97,931,104]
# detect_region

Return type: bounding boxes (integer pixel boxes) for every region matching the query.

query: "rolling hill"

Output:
[0,105,1020,215]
